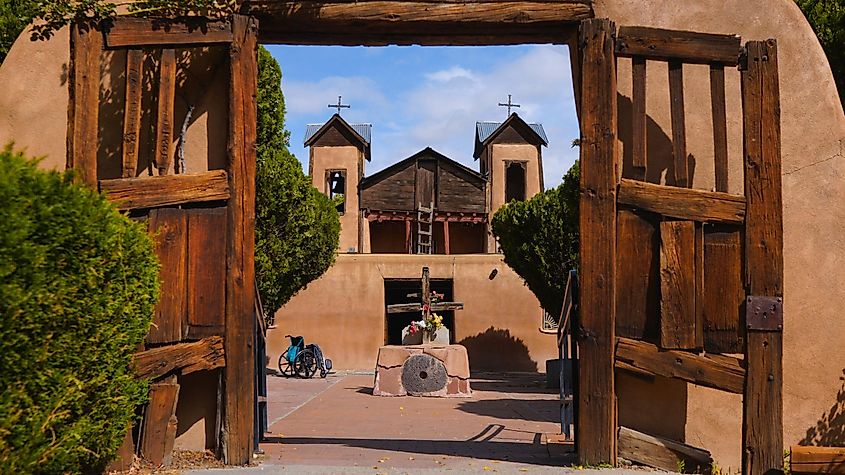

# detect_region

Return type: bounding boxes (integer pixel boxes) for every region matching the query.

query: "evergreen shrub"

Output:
[0,145,159,473]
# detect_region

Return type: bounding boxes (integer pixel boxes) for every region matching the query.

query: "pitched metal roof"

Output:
[475,121,549,145]
[304,122,372,145]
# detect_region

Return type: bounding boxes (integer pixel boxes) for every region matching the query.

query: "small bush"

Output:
[491,161,580,316]
[0,145,159,473]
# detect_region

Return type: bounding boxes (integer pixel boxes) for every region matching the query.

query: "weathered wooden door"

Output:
[577,19,783,475]
[66,15,258,465]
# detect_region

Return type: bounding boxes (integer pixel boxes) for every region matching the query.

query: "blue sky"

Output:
[264,44,580,187]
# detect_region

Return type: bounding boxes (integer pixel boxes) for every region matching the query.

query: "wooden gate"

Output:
[577,19,783,474]
[67,15,258,465]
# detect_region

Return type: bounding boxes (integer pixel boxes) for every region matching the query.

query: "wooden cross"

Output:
[386,267,464,321]
[498,94,521,116]
[328,95,351,115]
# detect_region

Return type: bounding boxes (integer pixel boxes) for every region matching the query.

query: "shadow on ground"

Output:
[456,398,559,423]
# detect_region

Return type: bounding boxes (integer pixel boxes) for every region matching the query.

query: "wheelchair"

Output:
[278,335,332,378]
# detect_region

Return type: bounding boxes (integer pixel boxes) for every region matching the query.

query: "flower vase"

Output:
[422,329,433,345]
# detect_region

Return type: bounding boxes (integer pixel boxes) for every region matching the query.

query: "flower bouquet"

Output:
[408,312,444,343]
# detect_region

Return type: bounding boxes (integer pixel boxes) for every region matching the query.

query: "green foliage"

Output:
[0,0,37,64]
[0,145,159,473]
[255,46,340,315]
[492,161,580,316]
[796,0,845,107]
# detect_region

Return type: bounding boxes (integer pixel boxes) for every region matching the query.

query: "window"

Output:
[327,170,346,214]
[505,161,526,202]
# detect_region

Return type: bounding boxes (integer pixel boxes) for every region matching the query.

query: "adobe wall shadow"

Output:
[801,369,845,445]
[459,327,537,373]
[457,398,559,423]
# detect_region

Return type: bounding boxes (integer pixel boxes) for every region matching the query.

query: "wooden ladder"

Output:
[416,202,434,254]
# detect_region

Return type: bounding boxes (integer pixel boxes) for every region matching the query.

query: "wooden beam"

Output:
[630,57,646,180]
[741,39,784,475]
[386,302,464,314]
[67,22,102,186]
[444,221,451,255]
[659,221,696,349]
[223,14,258,465]
[105,18,233,47]
[617,178,745,224]
[122,49,143,178]
[140,378,179,467]
[710,65,729,192]
[694,223,705,349]
[99,170,230,210]
[791,446,845,474]
[618,426,712,473]
[668,61,688,187]
[147,208,187,345]
[405,219,412,253]
[577,17,617,467]
[615,337,745,394]
[155,48,177,176]
[615,26,741,65]
[134,336,225,380]
[252,0,592,45]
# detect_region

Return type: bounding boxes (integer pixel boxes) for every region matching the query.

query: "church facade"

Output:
[267,113,559,372]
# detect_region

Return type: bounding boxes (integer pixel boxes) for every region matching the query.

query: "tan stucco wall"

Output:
[267,253,558,372]
[310,146,363,252]
[599,0,845,469]
[489,143,543,214]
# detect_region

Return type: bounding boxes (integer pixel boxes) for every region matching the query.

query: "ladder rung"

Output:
[418,230,431,236]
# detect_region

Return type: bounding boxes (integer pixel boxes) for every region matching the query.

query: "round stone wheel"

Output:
[401,353,448,395]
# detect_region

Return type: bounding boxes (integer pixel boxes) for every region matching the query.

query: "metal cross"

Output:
[498,94,521,116]
[328,96,351,115]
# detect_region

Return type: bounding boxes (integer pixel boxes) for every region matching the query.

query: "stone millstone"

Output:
[401,353,448,395]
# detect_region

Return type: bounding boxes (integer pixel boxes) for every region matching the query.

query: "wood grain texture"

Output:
[223,14,257,465]
[617,178,745,224]
[659,221,696,349]
[710,65,728,192]
[67,22,102,186]
[630,57,646,180]
[694,223,704,348]
[134,336,225,380]
[615,209,659,341]
[668,61,688,187]
[703,226,744,353]
[122,49,144,178]
[147,208,187,345]
[618,426,712,473]
[615,337,745,393]
[105,18,232,47]
[791,446,845,474]
[186,208,227,338]
[741,39,784,475]
[107,428,136,472]
[100,170,230,210]
[140,379,180,466]
[155,48,177,176]
[615,26,741,65]
[576,18,617,467]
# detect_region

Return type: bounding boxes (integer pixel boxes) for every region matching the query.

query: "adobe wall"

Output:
[489,143,543,214]
[266,253,558,373]
[599,0,845,469]
[309,146,363,252]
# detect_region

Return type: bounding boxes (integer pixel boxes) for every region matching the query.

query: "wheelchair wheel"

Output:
[277,353,294,377]
[294,349,318,379]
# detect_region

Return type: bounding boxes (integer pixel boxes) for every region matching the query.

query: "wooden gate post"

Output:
[741,39,784,475]
[577,17,618,466]
[67,22,102,186]
[224,14,258,465]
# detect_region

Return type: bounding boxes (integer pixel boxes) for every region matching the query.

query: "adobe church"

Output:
[267,111,559,372]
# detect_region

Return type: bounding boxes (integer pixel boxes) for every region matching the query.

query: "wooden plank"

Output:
[615,26,741,65]
[140,379,180,467]
[155,48,177,176]
[615,337,745,393]
[659,220,696,349]
[576,17,617,467]
[224,14,257,465]
[618,426,712,473]
[405,219,412,253]
[186,208,227,338]
[67,22,102,186]
[630,57,647,180]
[147,208,186,345]
[617,178,745,224]
[100,170,230,210]
[791,446,845,474]
[134,336,225,380]
[122,49,143,178]
[694,223,704,349]
[107,427,136,472]
[710,65,729,192]
[668,61,688,187]
[444,221,451,255]
[615,209,658,340]
[703,226,744,353]
[386,302,464,314]
[106,18,233,48]
[741,39,784,475]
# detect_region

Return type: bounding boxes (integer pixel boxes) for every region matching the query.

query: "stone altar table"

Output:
[373,344,471,397]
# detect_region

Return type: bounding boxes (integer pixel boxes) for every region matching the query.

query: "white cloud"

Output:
[424,66,477,83]
[283,75,389,117]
